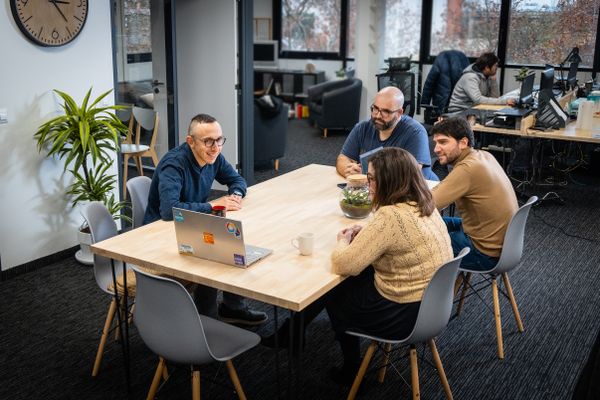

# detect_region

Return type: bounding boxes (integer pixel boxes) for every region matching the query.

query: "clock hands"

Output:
[48,0,68,22]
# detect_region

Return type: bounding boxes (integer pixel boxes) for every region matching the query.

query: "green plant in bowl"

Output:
[339,186,372,219]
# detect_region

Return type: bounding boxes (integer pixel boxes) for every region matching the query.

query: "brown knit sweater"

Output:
[331,203,453,303]
[432,148,518,257]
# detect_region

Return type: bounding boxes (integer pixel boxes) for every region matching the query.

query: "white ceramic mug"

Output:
[291,232,314,256]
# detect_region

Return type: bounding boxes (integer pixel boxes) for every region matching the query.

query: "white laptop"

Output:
[173,207,272,268]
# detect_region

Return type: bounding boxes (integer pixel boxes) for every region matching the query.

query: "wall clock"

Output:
[10,0,89,47]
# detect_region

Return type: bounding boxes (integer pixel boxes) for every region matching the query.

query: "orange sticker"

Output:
[203,232,214,244]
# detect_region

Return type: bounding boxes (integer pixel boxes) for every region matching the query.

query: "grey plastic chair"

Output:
[126,175,152,229]
[345,248,470,400]
[456,196,538,359]
[82,201,135,377]
[133,267,260,400]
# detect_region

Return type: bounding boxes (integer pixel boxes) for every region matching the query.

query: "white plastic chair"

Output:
[456,196,538,359]
[133,267,260,400]
[82,201,135,377]
[346,248,470,400]
[126,175,152,229]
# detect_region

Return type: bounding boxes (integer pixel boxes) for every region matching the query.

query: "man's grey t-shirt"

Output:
[341,116,438,181]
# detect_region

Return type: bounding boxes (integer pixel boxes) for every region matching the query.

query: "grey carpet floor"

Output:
[1,119,600,399]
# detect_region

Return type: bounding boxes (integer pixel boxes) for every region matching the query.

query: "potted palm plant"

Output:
[34,88,130,264]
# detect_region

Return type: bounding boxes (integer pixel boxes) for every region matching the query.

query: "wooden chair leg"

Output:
[323,128,328,138]
[128,303,135,325]
[114,296,127,342]
[274,159,280,171]
[492,278,504,359]
[162,364,169,380]
[122,153,130,199]
[134,155,144,176]
[453,272,464,297]
[377,343,392,383]
[192,367,201,400]
[409,345,420,400]
[429,339,453,400]
[149,149,159,166]
[92,298,117,377]
[226,360,247,400]
[502,273,524,332]
[347,341,377,400]
[146,357,166,400]
[456,272,471,316]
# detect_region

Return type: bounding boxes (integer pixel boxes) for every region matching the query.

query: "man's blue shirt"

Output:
[143,143,247,224]
[341,116,438,181]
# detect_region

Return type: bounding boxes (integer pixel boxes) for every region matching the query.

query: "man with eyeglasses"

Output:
[448,52,517,112]
[336,86,438,181]
[144,113,268,326]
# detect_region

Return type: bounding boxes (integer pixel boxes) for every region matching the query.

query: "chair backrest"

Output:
[81,201,121,295]
[421,50,470,112]
[406,247,470,344]
[254,102,289,163]
[133,268,215,365]
[377,72,416,117]
[493,196,538,274]
[116,106,134,143]
[126,176,152,229]
[132,107,159,147]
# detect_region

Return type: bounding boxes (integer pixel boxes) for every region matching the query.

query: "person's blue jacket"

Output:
[143,143,247,224]
[421,50,470,112]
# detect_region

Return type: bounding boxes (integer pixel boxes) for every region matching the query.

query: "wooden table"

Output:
[527,116,600,144]
[93,164,352,312]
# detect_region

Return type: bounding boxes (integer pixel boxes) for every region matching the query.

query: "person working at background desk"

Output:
[448,52,517,112]
[336,86,439,181]
[143,113,268,326]
[431,117,518,270]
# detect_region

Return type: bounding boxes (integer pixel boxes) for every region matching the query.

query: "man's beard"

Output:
[370,116,395,131]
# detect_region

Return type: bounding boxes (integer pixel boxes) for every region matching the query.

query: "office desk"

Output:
[527,116,600,144]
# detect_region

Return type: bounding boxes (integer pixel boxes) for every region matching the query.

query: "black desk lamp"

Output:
[558,47,583,93]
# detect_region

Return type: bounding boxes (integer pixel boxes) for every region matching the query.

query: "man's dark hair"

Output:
[188,113,217,135]
[430,116,475,147]
[474,52,499,70]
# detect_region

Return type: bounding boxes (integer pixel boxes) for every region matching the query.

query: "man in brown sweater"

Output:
[431,117,518,270]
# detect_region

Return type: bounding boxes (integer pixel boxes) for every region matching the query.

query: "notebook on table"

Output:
[173,208,272,268]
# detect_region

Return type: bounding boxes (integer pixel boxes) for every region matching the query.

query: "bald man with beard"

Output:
[336,86,438,181]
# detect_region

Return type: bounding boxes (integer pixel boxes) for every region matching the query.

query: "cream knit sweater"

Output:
[331,202,453,303]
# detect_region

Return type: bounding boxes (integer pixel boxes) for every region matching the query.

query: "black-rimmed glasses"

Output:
[370,104,402,118]
[198,137,226,148]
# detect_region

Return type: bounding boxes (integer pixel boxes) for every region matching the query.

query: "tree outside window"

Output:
[122,0,151,56]
[431,0,501,57]
[507,0,599,67]
[383,0,422,61]
[281,0,342,53]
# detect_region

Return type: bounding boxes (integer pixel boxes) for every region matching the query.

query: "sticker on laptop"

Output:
[225,222,241,239]
[233,254,245,266]
[178,244,194,254]
[203,232,215,244]
[173,210,184,222]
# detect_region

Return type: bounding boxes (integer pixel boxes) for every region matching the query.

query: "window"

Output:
[430,0,501,57]
[122,0,152,63]
[506,0,599,67]
[281,0,342,53]
[346,0,357,58]
[382,0,422,61]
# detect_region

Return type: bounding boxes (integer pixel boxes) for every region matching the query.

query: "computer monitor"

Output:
[567,62,579,90]
[518,73,535,107]
[254,40,279,68]
[539,66,555,95]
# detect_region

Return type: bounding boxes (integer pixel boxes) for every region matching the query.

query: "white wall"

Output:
[0,2,116,270]
[175,0,238,166]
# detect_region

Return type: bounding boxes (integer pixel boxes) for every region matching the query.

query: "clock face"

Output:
[10,0,89,47]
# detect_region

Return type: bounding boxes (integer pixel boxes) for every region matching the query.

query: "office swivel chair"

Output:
[377,71,416,117]
[421,50,470,125]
